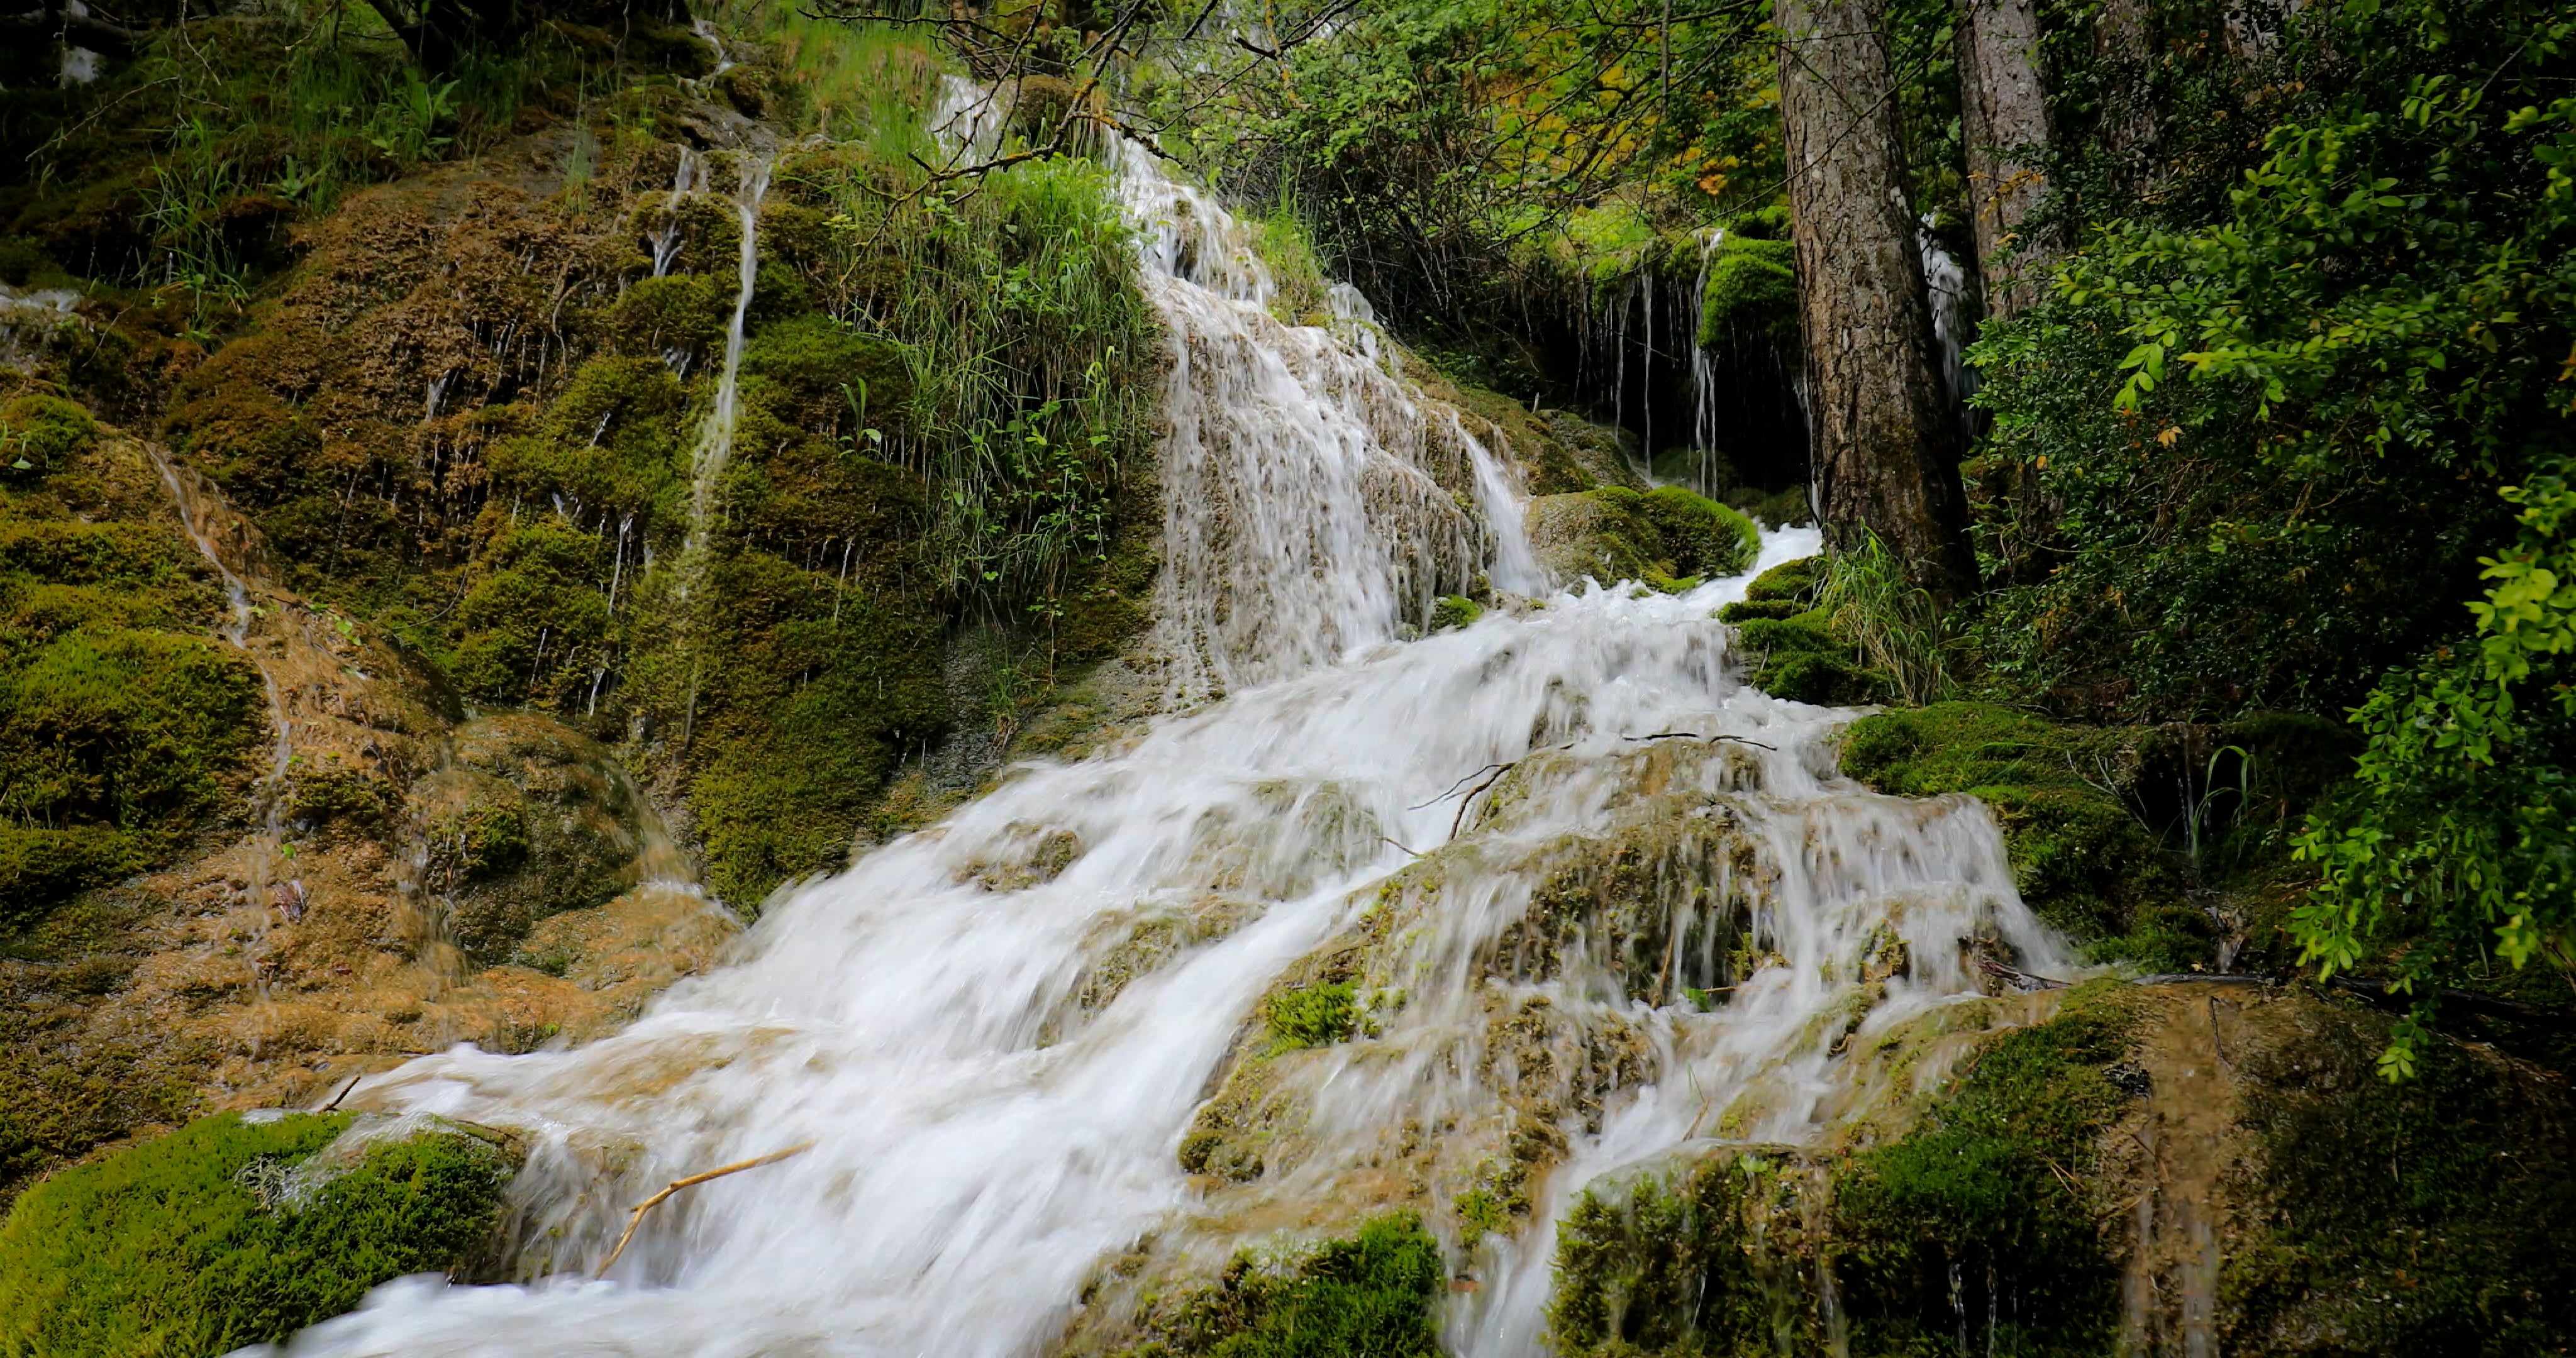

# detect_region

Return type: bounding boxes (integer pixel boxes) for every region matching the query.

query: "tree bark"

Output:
[1775,0,1979,603]
[1958,0,2054,317]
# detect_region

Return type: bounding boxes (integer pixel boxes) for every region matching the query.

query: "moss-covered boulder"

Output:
[0,1111,519,1358]
[1836,702,2201,963]
[1526,485,1759,591]
[1546,983,2576,1357]
[408,712,652,964]
[1075,1213,1446,1358]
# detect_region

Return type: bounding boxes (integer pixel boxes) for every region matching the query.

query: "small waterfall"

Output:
[266,116,2068,1358]
[674,152,773,595]
[143,444,303,929]
[1919,221,1974,408]
[1105,131,1487,702]
[647,148,706,279]
[1687,227,1727,494]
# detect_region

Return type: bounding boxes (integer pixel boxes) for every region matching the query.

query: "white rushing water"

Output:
[267,111,2063,1358]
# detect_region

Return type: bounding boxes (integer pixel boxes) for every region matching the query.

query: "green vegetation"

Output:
[0,395,260,924]
[1829,986,2136,1354]
[2223,1000,2576,1350]
[1838,704,2195,960]
[1265,981,1358,1050]
[1549,1151,1823,1355]
[0,1112,517,1358]
[1530,485,1759,591]
[1137,1213,1446,1357]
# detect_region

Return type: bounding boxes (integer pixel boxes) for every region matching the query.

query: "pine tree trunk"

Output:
[1775,0,1979,603]
[1959,0,2054,317]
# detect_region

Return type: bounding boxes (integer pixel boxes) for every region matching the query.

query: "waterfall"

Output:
[266,133,2065,1358]
[1919,221,1974,408]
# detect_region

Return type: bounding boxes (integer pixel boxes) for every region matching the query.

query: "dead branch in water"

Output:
[596,1141,817,1278]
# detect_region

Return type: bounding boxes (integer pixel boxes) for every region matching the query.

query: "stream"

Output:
[266,122,2065,1358]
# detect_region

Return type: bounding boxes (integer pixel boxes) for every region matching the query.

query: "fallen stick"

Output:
[596,1141,816,1278]
[317,1073,364,1113]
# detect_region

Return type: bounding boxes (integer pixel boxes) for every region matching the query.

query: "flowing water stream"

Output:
[268,129,2065,1358]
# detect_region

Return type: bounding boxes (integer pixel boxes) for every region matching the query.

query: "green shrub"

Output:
[0,1112,516,1358]
[1430,594,1484,629]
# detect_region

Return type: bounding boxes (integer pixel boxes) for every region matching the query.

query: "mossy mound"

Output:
[0,1111,519,1358]
[1549,1148,1827,1355]
[1716,555,1888,705]
[1837,702,2201,963]
[1549,986,2140,1356]
[1526,485,1759,591]
[0,411,262,924]
[406,712,652,964]
[1097,1213,1445,1358]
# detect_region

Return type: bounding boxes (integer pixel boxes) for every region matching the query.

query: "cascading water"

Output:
[674,150,773,592]
[267,126,2067,1358]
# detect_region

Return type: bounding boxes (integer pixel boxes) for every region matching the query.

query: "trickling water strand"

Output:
[1919,219,1972,408]
[648,148,704,279]
[1689,227,1726,493]
[674,152,772,595]
[267,135,2069,1358]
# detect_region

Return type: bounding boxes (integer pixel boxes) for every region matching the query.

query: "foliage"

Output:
[0,1112,514,1358]
[1829,985,2137,1354]
[1160,0,1783,362]
[1958,0,2576,1074]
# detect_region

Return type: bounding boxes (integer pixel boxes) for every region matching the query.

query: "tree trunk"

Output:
[1958,0,2054,317]
[1775,0,1979,603]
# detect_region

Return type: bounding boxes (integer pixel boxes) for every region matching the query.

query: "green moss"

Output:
[1548,1151,1824,1357]
[2219,1002,2576,1352]
[0,630,264,925]
[1828,984,2138,1355]
[1142,1213,1446,1358]
[1717,553,1821,622]
[1431,594,1484,630]
[1838,703,2201,961]
[0,1112,516,1358]
[1695,234,1797,351]
[1265,981,1357,1050]
[0,395,97,475]
[448,521,617,708]
[1530,485,1758,590]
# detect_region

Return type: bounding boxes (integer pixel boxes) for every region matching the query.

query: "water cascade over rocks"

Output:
[267,125,2068,1358]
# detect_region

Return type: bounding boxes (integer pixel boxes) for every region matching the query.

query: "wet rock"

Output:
[408,713,651,965]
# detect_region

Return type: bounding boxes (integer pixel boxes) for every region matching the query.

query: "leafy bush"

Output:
[0,1112,516,1358]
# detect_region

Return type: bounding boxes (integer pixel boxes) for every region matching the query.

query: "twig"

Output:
[318,1073,363,1113]
[1622,731,1778,750]
[1978,957,2069,991]
[596,1141,817,1278]
[1411,763,1505,810]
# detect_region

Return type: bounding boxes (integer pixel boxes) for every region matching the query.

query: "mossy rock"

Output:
[1430,594,1484,631]
[0,394,97,475]
[1549,1148,1829,1356]
[1526,485,1758,591]
[1838,703,2199,961]
[1722,560,1888,704]
[408,712,649,963]
[0,629,265,925]
[1696,234,1797,351]
[0,1112,519,1358]
[1108,1212,1445,1357]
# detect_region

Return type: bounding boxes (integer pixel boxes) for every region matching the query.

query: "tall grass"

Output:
[1816,531,1960,706]
[813,152,1156,618]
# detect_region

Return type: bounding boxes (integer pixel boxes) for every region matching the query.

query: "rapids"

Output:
[260,121,2067,1358]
